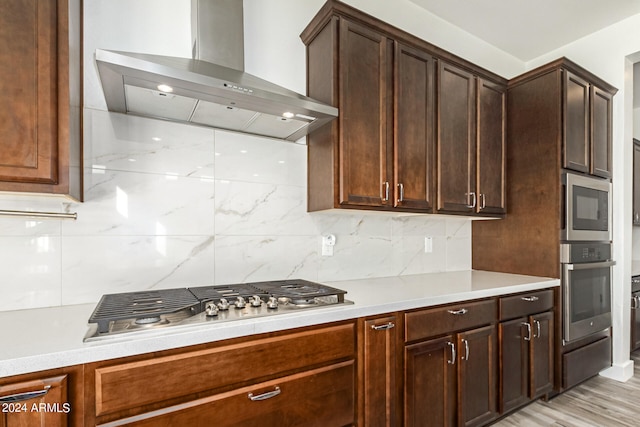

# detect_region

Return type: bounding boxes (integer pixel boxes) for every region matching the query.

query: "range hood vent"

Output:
[95,1,337,142]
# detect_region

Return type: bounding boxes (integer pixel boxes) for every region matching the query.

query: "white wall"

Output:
[0,0,523,313]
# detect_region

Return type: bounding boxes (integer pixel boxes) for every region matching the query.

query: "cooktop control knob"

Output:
[205,302,218,317]
[235,296,246,309]
[250,295,262,307]
[217,298,230,311]
[267,296,278,309]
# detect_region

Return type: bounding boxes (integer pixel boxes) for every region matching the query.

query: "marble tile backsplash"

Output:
[0,109,472,312]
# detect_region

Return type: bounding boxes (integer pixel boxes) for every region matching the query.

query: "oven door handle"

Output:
[566,260,616,270]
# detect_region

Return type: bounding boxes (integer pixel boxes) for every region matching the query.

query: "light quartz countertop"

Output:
[0,270,559,378]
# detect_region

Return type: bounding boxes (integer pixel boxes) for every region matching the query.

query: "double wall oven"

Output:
[561,172,614,343]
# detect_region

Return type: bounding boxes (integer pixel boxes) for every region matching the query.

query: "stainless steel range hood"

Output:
[95,0,337,142]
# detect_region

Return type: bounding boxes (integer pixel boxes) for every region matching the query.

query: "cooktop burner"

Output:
[85,279,351,341]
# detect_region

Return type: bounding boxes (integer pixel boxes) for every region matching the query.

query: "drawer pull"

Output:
[447,308,468,316]
[371,322,395,331]
[248,386,281,402]
[521,296,539,302]
[0,386,50,403]
[447,342,456,365]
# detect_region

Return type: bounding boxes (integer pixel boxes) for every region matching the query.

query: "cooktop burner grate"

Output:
[188,283,270,303]
[253,279,347,302]
[89,288,201,333]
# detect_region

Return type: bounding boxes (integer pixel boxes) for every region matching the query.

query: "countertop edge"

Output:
[0,271,560,378]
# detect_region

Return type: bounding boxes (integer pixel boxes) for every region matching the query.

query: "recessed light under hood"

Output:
[94,1,337,142]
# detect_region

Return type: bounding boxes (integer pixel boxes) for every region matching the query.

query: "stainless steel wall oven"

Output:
[561,242,614,343]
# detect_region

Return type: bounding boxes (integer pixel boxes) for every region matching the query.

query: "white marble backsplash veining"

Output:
[0,109,472,312]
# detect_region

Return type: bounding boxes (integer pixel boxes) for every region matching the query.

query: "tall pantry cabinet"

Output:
[472,58,617,391]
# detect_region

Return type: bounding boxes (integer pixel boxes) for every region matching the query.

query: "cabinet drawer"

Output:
[95,323,355,417]
[99,361,355,427]
[563,335,611,389]
[499,289,554,321]
[405,299,496,342]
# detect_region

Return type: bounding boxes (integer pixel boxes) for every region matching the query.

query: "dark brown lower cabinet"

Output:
[500,311,554,413]
[98,362,354,427]
[359,315,399,427]
[404,326,497,427]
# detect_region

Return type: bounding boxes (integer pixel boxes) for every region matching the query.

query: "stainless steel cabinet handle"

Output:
[397,183,404,203]
[521,296,539,302]
[0,386,50,403]
[382,181,390,202]
[462,339,470,361]
[465,192,477,209]
[447,342,456,365]
[248,386,281,401]
[447,308,468,315]
[371,322,395,331]
[533,320,541,339]
[480,193,486,210]
[633,295,640,310]
[522,322,532,341]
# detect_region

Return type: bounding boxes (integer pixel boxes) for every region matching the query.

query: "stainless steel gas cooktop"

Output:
[84,279,351,341]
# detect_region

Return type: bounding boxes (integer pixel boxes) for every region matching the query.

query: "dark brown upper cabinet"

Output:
[394,42,436,211]
[477,78,507,215]
[436,62,507,217]
[335,19,392,208]
[437,61,477,215]
[0,0,82,200]
[563,69,614,179]
[301,0,505,217]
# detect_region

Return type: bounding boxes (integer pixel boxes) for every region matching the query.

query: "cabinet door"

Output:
[437,61,476,214]
[0,375,68,427]
[0,0,60,185]
[633,141,640,225]
[530,311,554,399]
[458,325,498,427]
[394,42,435,211]
[563,70,590,173]
[360,316,398,427]
[499,318,529,413]
[405,336,456,427]
[476,79,506,215]
[338,19,392,207]
[590,85,613,178]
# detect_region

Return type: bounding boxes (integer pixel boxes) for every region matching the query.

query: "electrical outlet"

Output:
[424,236,433,253]
[322,234,336,256]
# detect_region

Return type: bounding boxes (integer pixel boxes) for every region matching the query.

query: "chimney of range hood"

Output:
[95,0,337,142]
[191,0,244,70]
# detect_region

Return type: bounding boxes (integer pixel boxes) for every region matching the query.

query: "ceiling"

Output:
[408,0,640,62]
[409,0,640,107]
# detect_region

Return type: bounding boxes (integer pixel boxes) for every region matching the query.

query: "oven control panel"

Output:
[560,242,612,264]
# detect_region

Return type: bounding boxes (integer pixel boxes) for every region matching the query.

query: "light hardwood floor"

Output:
[493,352,640,426]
